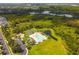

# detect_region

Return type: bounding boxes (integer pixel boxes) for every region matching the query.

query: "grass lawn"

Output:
[28,29,68,55]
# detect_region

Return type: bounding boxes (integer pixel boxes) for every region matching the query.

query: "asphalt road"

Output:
[0,33,9,55]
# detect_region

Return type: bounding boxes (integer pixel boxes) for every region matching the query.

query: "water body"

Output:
[30,11,73,18]
[0,9,73,18]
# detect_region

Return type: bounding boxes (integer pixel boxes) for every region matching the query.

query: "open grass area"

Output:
[29,29,68,55]
[29,37,67,55]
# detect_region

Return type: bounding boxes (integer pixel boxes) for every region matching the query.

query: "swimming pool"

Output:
[29,32,47,44]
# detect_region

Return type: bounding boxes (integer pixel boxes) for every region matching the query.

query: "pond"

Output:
[44,30,57,41]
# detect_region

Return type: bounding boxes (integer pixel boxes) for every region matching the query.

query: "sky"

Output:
[0,0,78,3]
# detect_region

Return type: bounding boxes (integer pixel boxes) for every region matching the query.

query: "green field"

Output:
[29,31,68,55]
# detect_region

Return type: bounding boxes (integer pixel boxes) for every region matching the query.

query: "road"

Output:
[0,33,9,55]
[0,26,13,55]
[0,26,28,55]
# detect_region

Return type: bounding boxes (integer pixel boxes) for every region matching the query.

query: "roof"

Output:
[0,16,8,26]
